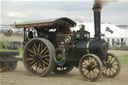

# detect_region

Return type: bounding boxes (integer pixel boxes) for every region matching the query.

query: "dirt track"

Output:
[0,50,128,85]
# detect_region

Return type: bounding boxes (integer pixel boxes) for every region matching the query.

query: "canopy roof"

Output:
[15,17,76,28]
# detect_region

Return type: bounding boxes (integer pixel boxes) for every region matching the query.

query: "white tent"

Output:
[73,22,128,47]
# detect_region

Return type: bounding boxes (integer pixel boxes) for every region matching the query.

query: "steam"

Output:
[94,0,117,8]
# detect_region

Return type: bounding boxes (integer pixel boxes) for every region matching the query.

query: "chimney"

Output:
[93,5,102,39]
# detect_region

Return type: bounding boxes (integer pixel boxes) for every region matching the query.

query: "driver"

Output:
[59,27,70,34]
[79,24,85,32]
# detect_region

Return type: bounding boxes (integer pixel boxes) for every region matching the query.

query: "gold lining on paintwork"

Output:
[86,41,90,54]
[15,23,53,28]
[56,34,74,37]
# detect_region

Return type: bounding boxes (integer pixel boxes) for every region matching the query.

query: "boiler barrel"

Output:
[73,39,108,57]
[89,39,108,56]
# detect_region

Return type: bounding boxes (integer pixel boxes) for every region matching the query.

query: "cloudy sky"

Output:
[1,0,128,25]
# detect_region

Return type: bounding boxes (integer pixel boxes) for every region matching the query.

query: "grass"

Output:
[14,48,23,59]
[109,46,128,50]
[0,39,10,49]
[119,55,128,66]
[12,34,23,38]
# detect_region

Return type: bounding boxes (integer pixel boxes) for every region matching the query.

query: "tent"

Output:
[73,23,128,47]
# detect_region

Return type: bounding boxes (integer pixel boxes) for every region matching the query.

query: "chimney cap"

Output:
[93,3,102,9]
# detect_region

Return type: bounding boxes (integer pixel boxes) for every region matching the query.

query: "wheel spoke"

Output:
[112,64,118,66]
[42,55,49,58]
[82,68,87,72]
[38,43,41,53]
[43,64,46,71]
[27,49,35,54]
[26,57,34,61]
[82,61,88,65]
[29,54,34,57]
[110,68,114,74]
[91,58,95,63]
[32,46,36,54]
[82,64,87,68]
[105,68,108,75]
[109,56,113,63]
[43,50,48,55]
[39,61,43,69]
[40,47,47,54]
[92,70,95,78]
[109,68,111,75]
[88,57,92,64]
[30,60,36,65]
[40,43,43,53]
[42,61,49,66]
[111,60,116,64]
[89,71,91,78]
[45,58,50,62]
[93,63,99,68]
[31,62,37,68]
[112,66,117,70]
[86,71,90,77]
[33,43,38,51]
[93,70,98,75]
[35,62,39,72]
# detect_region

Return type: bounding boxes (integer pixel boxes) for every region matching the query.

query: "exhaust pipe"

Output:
[93,5,102,39]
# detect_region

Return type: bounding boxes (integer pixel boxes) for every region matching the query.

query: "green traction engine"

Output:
[15,6,121,81]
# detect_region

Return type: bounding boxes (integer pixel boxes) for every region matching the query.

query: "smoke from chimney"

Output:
[94,0,117,8]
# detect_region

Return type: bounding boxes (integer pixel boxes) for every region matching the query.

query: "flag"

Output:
[105,27,113,34]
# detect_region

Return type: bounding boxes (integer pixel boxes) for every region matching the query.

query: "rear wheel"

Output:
[23,38,55,77]
[79,54,103,81]
[102,53,121,78]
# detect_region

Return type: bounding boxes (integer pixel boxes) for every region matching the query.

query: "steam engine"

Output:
[57,6,108,63]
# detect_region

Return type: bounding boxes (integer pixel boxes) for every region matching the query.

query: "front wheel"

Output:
[102,53,121,78]
[79,54,103,82]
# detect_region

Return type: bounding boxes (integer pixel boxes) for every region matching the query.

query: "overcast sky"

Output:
[1,0,128,25]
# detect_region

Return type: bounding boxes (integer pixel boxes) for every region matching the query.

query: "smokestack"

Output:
[93,0,117,38]
[93,4,102,39]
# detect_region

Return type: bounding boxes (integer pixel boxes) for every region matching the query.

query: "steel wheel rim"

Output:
[79,54,102,81]
[103,53,120,77]
[24,39,51,75]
